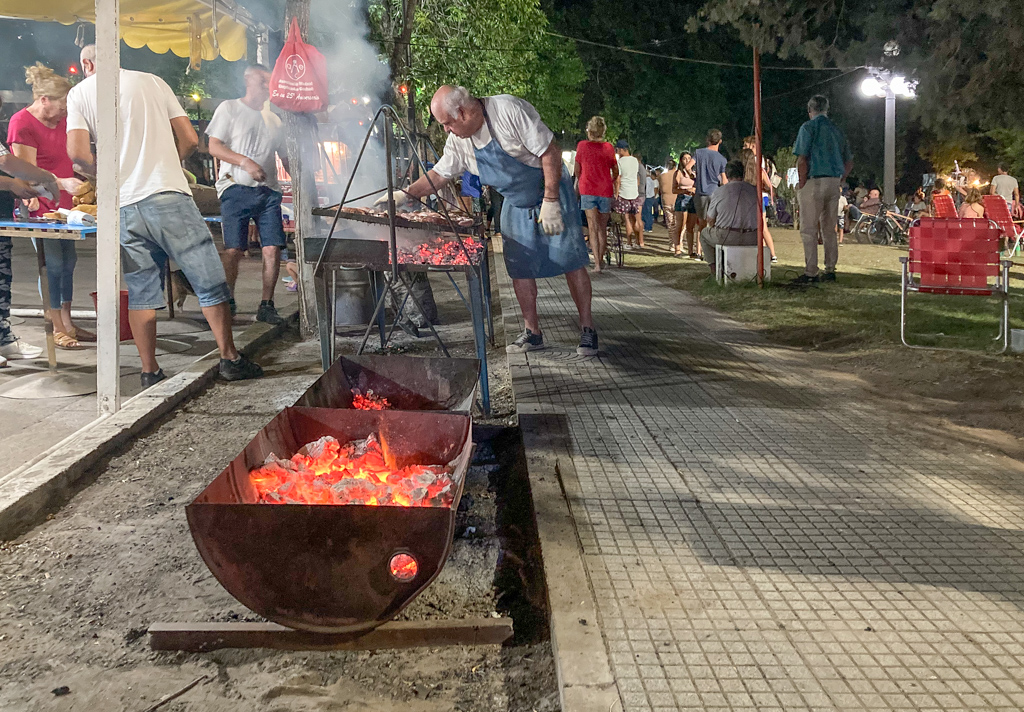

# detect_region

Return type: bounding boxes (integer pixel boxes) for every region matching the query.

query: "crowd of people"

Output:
[571,118,792,275]
[0,45,276,383]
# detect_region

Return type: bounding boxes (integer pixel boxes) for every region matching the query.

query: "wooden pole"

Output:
[148,618,514,652]
[95,0,122,413]
[753,47,765,288]
[284,0,319,338]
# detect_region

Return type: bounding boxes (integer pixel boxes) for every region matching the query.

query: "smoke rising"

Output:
[311,1,392,207]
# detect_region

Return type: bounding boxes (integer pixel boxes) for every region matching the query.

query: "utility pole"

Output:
[284,0,320,338]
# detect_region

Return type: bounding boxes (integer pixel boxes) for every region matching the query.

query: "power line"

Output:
[762,66,865,101]
[545,31,863,72]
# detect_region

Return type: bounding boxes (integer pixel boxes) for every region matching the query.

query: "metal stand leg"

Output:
[314,272,332,370]
[371,271,386,347]
[35,242,57,371]
[467,267,490,415]
[481,246,494,346]
[166,260,175,320]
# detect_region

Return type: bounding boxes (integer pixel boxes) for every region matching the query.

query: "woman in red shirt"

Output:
[574,116,618,272]
[8,64,92,348]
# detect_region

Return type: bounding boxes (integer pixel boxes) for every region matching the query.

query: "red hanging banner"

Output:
[269,17,328,113]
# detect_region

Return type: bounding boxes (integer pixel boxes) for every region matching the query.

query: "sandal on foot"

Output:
[53,332,84,350]
[69,326,96,342]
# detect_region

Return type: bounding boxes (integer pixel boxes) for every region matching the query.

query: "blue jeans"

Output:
[32,238,77,309]
[0,236,12,344]
[580,194,611,213]
[642,197,657,231]
[120,191,230,310]
[220,185,287,250]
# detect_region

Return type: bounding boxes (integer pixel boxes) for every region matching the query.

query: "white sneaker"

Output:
[0,353,7,368]
[0,339,43,360]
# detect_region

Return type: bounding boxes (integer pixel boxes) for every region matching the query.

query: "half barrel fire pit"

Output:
[295,354,480,413]
[186,407,473,635]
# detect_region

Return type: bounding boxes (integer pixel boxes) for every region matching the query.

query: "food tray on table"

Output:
[0,219,95,240]
[312,206,482,236]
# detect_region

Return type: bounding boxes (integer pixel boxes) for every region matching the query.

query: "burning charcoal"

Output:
[351,388,391,410]
[250,432,456,508]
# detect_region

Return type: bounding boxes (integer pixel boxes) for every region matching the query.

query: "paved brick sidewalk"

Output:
[500,263,1024,711]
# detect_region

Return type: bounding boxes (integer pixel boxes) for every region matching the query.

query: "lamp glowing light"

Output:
[191,93,201,102]
[68,65,78,75]
[362,96,371,105]
[860,77,882,97]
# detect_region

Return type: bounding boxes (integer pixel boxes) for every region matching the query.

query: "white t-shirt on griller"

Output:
[432,95,554,180]
[206,99,285,197]
[66,70,190,207]
[991,174,1018,203]
[616,155,640,200]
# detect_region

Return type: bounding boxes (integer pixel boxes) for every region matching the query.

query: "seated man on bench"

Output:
[700,160,759,275]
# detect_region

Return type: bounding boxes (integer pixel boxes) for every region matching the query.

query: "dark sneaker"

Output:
[577,327,599,357]
[219,355,264,381]
[506,329,544,354]
[789,274,819,285]
[256,300,284,325]
[820,271,837,282]
[140,369,167,389]
[228,298,237,317]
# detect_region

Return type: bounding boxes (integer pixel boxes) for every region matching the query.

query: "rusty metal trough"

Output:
[294,354,480,413]
[186,407,473,635]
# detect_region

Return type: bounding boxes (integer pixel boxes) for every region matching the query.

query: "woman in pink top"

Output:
[574,116,618,272]
[8,64,92,348]
[958,187,985,218]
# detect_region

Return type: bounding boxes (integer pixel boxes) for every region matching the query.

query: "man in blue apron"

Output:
[386,85,597,356]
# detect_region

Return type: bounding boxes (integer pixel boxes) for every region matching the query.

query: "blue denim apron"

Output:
[473,113,589,279]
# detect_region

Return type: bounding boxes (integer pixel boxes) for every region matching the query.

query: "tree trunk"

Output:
[389,0,418,81]
[284,0,320,338]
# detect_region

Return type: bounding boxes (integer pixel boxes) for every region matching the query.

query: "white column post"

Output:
[883,90,896,205]
[95,0,122,415]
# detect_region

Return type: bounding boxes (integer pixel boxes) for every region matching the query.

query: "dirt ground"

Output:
[0,270,557,711]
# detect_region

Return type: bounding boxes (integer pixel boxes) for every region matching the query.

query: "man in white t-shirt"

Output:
[206,65,289,325]
[990,164,1019,211]
[66,44,262,387]
[375,86,597,357]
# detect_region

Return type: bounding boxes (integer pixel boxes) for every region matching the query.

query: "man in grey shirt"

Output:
[700,160,760,274]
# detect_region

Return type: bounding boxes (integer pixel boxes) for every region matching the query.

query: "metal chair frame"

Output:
[981,194,1024,256]
[899,217,1011,353]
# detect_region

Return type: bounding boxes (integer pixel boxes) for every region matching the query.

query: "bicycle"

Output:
[853,203,910,245]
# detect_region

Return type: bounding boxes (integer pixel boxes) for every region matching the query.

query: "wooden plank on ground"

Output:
[148,618,513,652]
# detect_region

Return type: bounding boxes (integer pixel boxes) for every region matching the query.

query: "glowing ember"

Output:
[389,553,419,581]
[250,434,455,507]
[398,236,484,266]
[351,389,390,410]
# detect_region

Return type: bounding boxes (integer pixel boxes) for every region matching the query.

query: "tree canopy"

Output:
[368,0,586,134]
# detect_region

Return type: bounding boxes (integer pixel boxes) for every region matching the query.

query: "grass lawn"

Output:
[617,223,1024,443]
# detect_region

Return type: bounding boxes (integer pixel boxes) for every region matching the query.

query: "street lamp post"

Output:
[860,71,916,205]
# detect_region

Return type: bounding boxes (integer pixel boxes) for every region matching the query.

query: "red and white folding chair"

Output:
[900,218,1011,352]
[931,194,957,218]
[982,194,1024,255]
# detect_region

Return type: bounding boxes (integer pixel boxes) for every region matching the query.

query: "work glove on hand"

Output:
[539,198,563,235]
[373,190,412,209]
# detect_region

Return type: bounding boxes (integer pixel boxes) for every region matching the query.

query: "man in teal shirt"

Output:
[792,95,852,283]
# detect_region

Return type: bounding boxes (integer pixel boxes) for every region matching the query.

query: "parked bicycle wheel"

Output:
[868,218,894,245]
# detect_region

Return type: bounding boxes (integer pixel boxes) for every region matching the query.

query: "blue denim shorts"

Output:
[220,185,287,250]
[120,191,230,310]
[580,194,612,214]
